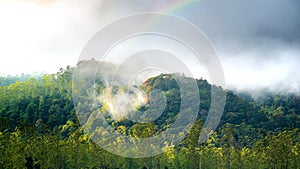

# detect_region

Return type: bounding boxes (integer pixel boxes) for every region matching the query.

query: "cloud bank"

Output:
[0,0,299,91]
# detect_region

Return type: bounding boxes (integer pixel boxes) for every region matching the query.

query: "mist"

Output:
[97,0,300,92]
[1,0,299,92]
[178,0,300,91]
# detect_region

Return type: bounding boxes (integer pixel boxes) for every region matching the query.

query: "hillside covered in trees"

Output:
[0,61,300,168]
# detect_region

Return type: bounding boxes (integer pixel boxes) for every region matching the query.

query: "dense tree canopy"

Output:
[0,61,299,168]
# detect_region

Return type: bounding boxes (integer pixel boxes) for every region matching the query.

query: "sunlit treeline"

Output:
[0,123,299,169]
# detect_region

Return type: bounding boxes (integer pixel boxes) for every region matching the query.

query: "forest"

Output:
[0,60,300,169]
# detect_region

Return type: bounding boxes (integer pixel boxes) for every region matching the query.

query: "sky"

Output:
[0,0,299,91]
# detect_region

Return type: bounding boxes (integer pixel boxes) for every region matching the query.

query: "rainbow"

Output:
[142,0,201,30]
[156,0,200,14]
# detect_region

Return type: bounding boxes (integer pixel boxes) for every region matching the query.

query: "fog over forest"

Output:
[0,0,299,91]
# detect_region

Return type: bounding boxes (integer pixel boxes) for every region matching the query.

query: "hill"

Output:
[0,61,299,168]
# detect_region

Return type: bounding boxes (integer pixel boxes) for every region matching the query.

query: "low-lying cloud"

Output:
[1,0,299,91]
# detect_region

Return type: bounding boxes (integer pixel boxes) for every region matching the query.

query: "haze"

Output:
[0,0,299,91]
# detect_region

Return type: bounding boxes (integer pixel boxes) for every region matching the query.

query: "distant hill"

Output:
[0,73,44,86]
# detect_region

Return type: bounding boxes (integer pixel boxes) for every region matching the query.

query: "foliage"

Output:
[0,62,300,168]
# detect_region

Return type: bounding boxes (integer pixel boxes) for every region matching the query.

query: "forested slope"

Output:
[0,61,300,168]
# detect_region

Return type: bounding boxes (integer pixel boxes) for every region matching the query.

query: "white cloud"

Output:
[0,0,299,91]
[0,0,104,74]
